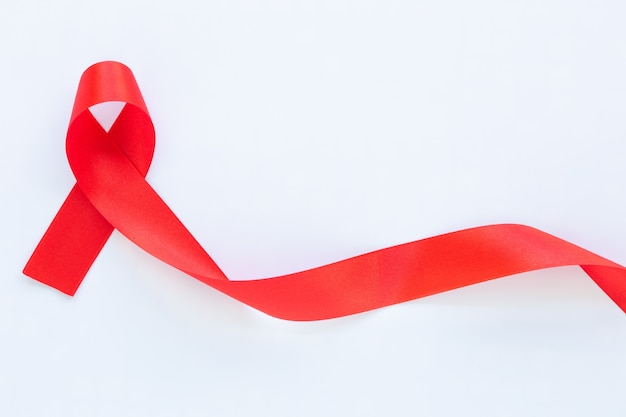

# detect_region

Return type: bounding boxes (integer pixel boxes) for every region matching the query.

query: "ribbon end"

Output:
[23,185,114,297]
[23,263,79,296]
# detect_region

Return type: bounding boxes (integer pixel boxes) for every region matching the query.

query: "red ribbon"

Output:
[23,61,626,320]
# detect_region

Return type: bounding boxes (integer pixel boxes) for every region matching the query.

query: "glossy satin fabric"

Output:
[23,61,626,320]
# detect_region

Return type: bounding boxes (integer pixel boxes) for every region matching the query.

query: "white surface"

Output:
[2,1,626,416]
[89,101,126,132]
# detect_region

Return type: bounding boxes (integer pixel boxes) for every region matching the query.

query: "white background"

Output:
[2,1,626,416]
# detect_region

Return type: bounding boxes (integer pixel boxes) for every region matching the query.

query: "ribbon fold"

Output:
[23,61,626,320]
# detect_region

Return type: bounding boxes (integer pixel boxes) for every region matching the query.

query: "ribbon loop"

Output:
[24,61,626,320]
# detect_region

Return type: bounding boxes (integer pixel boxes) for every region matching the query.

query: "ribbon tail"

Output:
[581,265,626,313]
[23,184,113,295]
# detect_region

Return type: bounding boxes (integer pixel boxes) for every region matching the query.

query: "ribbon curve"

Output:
[23,61,626,320]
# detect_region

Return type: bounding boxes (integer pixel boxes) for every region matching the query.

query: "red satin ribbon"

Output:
[23,61,626,320]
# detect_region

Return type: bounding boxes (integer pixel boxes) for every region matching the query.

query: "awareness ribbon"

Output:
[23,61,626,320]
